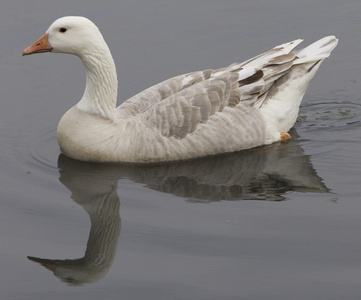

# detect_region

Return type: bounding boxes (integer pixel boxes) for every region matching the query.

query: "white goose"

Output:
[23,16,338,163]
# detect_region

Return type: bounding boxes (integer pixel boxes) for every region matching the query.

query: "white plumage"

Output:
[23,16,338,163]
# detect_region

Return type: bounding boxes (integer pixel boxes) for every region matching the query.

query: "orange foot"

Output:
[280,132,291,143]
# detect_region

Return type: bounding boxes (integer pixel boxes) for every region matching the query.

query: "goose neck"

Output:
[77,47,118,120]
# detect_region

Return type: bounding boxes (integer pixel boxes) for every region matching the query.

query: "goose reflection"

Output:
[112,129,329,202]
[28,159,122,286]
[28,128,329,285]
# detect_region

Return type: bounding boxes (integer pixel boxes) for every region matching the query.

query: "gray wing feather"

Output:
[119,40,302,139]
[117,70,213,117]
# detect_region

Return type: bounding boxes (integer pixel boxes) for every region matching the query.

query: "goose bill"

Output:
[23,33,53,56]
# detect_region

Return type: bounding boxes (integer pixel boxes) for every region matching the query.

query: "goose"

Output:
[23,16,338,163]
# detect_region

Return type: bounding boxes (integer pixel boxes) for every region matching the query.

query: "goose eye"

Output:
[59,27,67,33]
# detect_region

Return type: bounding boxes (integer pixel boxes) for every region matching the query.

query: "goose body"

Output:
[23,17,338,163]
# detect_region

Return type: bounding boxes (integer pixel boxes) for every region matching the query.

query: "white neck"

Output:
[76,45,118,120]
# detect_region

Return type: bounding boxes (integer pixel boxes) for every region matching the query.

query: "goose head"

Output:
[23,16,118,120]
[23,16,106,57]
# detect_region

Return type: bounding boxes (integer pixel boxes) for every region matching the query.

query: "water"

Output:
[1,0,360,299]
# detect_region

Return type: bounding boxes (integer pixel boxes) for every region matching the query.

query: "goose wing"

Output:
[117,39,301,139]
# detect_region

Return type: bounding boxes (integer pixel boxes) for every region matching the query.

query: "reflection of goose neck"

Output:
[83,188,121,268]
[28,185,121,286]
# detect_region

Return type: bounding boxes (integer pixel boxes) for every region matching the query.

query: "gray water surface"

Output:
[1,0,361,299]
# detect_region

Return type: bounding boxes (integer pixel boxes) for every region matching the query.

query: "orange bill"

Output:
[23,33,53,56]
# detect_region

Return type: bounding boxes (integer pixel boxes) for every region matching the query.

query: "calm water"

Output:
[1,0,361,299]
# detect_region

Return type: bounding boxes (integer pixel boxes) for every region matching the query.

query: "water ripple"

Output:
[298,101,361,131]
[27,128,59,170]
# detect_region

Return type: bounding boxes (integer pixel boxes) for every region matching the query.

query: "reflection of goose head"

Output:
[28,156,121,286]
[27,253,114,286]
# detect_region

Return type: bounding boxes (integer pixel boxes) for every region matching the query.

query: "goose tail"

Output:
[294,35,338,64]
[259,36,338,142]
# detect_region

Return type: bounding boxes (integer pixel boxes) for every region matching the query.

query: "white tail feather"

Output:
[295,36,338,63]
[259,36,338,141]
